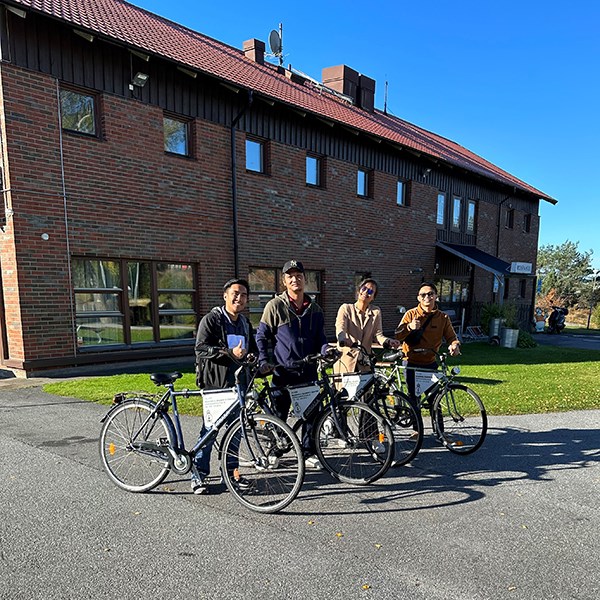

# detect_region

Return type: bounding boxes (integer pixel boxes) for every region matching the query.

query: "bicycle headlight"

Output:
[451,366,461,376]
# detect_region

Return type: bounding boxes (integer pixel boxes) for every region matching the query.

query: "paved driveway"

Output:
[1,382,598,600]
[533,332,600,351]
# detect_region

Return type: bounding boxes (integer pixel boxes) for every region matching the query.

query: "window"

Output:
[73,259,197,348]
[503,278,510,300]
[506,208,515,229]
[437,278,469,303]
[306,155,323,187]
[523,213,532,233]
[396,180,407,206]
[519,279,527,299]
[467,200,477,233]
[248,266,322,327]
[60,88,96,135]
[452,196,462,230]
[437,193,446,226]
[246,138,266,173]
[164,115,190,156]
[357,168,370,197]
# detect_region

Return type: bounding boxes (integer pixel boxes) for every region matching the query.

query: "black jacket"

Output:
[194,307,257,389]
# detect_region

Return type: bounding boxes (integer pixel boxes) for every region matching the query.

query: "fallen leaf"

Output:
[308,520,314,525]
[374,544,382,549]
[362,584,370,590]
[336,532,344,538]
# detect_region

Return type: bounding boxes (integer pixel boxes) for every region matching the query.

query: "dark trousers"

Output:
[404,360,440,434]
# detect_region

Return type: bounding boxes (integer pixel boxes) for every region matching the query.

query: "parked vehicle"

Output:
[547,307,568,334]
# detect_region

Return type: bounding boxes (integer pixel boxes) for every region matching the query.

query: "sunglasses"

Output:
[419,291,436,298]
[360,286,375,296]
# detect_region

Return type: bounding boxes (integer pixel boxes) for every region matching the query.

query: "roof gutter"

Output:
[230,90,254,277]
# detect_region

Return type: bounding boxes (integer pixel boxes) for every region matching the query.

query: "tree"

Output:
[537,241,594,307]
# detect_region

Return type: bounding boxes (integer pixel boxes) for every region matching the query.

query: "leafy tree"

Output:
[537,241,594,307]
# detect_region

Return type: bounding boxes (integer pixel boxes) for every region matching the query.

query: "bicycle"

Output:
[99,356,305,513]
[330,342,423,468]
[376,348,487,455]
[253,350,395,485]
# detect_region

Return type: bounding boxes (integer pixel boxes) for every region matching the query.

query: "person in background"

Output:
[255,260,332,469]
[334,277,400,378]
[192,278,257,494]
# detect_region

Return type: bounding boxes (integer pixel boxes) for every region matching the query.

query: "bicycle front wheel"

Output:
[370,390,423,467]
[431,384,487,454]
[99,400,174,492]
[315,401,394,485]
[221,413,305,514]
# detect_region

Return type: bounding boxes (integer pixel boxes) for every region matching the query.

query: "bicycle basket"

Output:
[287,383,320,419]
[202,387,238,428]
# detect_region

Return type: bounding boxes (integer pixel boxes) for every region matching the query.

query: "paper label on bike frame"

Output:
[340,373,371,400]
[202,388,238,428]
[288,384,320,418]
[413,371,440,396]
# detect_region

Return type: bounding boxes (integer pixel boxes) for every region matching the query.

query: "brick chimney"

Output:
[321,65,376,112]
[243,38,265,65]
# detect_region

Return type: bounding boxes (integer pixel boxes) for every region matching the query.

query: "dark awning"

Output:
[436,242,533,277]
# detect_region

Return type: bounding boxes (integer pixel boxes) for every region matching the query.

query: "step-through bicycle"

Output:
[99,356,305,513]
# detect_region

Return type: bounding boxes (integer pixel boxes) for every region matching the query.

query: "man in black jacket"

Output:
[191,278,257,494]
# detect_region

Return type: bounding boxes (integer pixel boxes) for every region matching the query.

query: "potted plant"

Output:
[500,302,519,348]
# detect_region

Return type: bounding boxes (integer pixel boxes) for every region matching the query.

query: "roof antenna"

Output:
[268,23,284,67]
[384,80,389,115]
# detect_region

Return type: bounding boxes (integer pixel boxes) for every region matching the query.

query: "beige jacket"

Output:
[333,302,390,375]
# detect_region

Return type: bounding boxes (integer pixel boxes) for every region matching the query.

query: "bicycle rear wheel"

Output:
[221,413,305,513]
[431,384,487,454]
[99,400,173,492]
[370,390,423,467]
[315,401,394,485]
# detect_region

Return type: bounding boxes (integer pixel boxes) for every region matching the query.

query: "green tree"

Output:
[537,241,594,307]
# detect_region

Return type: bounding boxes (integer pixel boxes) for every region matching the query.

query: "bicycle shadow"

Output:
[289,423,600,515]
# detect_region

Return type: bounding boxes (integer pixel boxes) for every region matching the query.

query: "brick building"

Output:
[0,0,556,375]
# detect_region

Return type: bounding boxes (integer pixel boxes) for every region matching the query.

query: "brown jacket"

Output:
[395,305,458,365]
[334,303,391,374]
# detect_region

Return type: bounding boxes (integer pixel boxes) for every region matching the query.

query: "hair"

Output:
[223,278,250,294]
[418,281,438,294]
[357,278,379,298]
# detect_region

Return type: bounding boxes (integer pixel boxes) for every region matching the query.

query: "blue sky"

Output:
[134,0,600,269]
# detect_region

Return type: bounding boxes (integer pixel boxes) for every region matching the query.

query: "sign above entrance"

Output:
[510,262,533,274]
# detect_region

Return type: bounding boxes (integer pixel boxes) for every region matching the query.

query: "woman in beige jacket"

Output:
[334,278,400,376]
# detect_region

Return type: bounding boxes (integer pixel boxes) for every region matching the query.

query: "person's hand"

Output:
[449,343,461,357]
[259,362,274,375]
[231,339,247,359]
[387,339,401,349]
[408,318,421,331]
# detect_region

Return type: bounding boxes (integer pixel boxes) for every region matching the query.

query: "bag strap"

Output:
[420,313,435,332]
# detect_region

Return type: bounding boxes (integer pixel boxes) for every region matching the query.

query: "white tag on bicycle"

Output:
[288,384,320,418]
[340,373,371,400]
[202,387,238,428]
[414,371,439,396]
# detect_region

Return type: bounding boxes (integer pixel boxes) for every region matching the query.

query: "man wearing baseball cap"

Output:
[256,260,330,469]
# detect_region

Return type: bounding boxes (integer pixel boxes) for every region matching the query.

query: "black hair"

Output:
[357,278,379,298]
[223,278,250,294]
[418,281,438,294]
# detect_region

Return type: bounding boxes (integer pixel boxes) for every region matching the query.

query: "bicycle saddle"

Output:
[150,372,183,386]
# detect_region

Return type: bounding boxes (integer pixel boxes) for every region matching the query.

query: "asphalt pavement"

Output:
[533,331,600,351]
[0,381,598,600]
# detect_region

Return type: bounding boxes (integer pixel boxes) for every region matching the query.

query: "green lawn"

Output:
[42,342,600,416]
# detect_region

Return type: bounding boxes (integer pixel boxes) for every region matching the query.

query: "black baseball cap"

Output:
[282,260,304,274]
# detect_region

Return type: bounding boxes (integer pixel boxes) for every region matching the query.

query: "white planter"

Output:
[500,327,519,348]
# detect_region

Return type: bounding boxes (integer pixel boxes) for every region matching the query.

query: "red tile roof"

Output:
[10,0,556,203]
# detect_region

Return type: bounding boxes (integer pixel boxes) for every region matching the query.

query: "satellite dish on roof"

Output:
[269,29,282,55]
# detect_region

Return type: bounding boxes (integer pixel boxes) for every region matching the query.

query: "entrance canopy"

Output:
[436,242,533,278]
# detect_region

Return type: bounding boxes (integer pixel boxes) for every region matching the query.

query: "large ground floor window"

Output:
[248,267,322,327]
[73,258,197,349]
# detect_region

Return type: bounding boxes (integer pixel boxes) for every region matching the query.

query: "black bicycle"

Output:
[376,348,487,455]
[253,350,395,485]
[99,356,305,513]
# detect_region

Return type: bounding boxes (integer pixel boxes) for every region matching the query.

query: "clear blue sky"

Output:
[134,0,600,269]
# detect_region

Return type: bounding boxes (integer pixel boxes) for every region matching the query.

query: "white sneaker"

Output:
[371,441,386,454]
[304,455,323,470]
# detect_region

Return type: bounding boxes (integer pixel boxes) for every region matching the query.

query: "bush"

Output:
[517,329,537,348]
[593,305,600,329]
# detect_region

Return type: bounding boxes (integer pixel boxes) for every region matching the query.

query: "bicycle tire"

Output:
[221,413,305,513]
[314,401,394,485]
[99,399,174,492]
[370,389,423,467]
[431,383,487,455]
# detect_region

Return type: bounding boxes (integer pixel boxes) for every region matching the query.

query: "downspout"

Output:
[230,90,253,277]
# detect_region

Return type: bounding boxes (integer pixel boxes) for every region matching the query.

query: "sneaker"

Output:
[232,468,253,491]
[371,441,386,454]
[409,431,420,441]
[304,455,323,470]
[191,477,209,495]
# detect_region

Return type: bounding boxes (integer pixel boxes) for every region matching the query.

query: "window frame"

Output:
[505,207,515,229]
[305,154,324,187]
[59,85,99,137]
[357,168,372,198]
[437,192,446,226]
[466,199,477,233]
[396,179,407,206]
[523,213,532,233]
[452,196,462,231]
[246,137,267,174]
[163,113,192,157]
